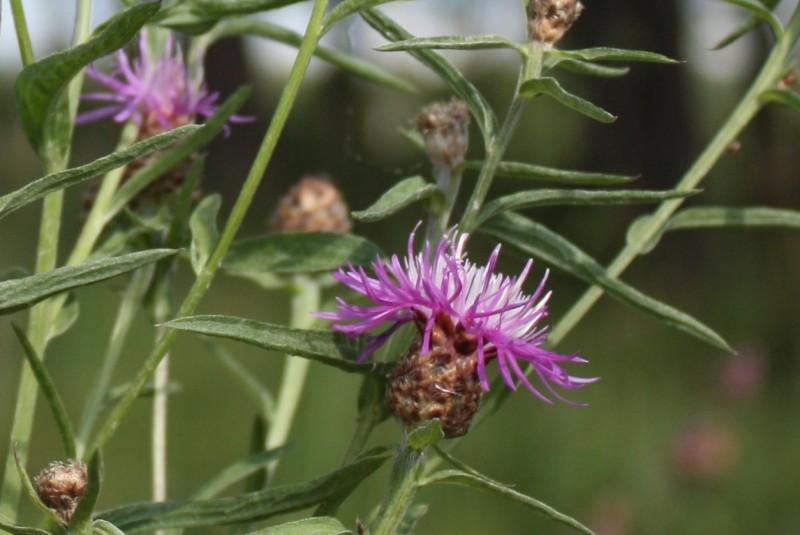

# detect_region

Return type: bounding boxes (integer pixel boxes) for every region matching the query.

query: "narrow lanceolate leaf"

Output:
[97,449,391,533]
[760,89,800,113]
[714,0,782,49]
[717,0,783,38]
[189,194,221,275]
[191,447,291,500]
[406,419,444,451]
[352,176,441,222]
[376,35,526,55]
[549,59,630,78]
[224,233,382,274]
[464,160,637,185]
[210,20,415,93]
[108,86,251,218]
[12,325,76,459]
[476,188,696,226]
[164,315,394,376]
[242,517,350,535]
[14,2,159,153]
[0,249,176,315]
[481,212,731,351]
[155,0,307,34]
[548,47,679,64]
[12,449,62,526]
[70,452,103,535]
[361,9,499,139]
[519,77,616,123]
[631,206,800,254]
[0,125,199,220]
[0,515,50,535]
[91,520,125,535]
[323,0,397,34]
[421,470,595,535]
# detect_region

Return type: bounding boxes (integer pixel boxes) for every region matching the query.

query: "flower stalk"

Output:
[370,445,426,535]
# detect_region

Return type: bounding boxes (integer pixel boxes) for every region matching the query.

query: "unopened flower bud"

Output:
[269,174,352,233]
[385,312,483,438]
[415,98,470,170]
[528,0,585,45]
[34,460,88,526]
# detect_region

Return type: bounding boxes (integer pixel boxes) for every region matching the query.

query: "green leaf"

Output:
[48,293,80,341]
[0,125,198,221]
[421,469,595,535]
[12,325,76,459]
[548,47,679,64]
[12,448,63,526]
[632,206,800,254]
[14,2,160,154]
[164,315,395,375]
[713,0,782,49]
[519,77,616,123]
[352,176,440,222]
[224,232,382,274]
[464,160,637,185]
[108,86,251,218]
[210,20,415,93]
[476,188,698,226]
[361,9,499,140]
[397,504,428,535]
[97,448,390,532]
[481,212,731,351]
[323,0,397,33]
[717,0,783,39]
[70,452,103,535]
[548,59,630,78]
[760,88,800,113]
[189,194,221,275]
[191,447,291,500]
[406,419,444,451]
[376,35,526,55]
[155,0,307,34]
[242,517,350,535]
[0,249,177,315]
[0,515,51,535]
[91,520,125,535]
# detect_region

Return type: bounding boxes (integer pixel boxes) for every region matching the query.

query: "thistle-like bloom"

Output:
[319,227,597,405]
[77,33,246,133]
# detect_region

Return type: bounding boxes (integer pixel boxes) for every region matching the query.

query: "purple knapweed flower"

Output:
[318,226,597,405]
[77,32,249,134]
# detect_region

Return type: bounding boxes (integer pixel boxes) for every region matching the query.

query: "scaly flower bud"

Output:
[528,0,585,45]
[34,460,88,527]
[269,175,352,233]
[415,98,470,170]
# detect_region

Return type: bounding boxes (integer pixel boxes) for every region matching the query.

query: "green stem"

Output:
[265,276,320,482]
[460,41,544,233]
[0,0,93,519]
[84,0,331,460]
[370,446,426,535]
[549,12,798,347]
[9,0,34,65]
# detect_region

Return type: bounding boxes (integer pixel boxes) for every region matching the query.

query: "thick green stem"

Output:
[549,12,799,347]
[9,0,34,65]
[84,0,330,460]
[370,446,426,535]
[265,276,320,482]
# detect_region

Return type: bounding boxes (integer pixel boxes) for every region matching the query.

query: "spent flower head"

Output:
[319,226,596,408]
[77,31,249,135]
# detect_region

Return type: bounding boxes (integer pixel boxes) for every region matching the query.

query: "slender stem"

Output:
[549,17,796,347]
[84,0,331,459]
[370,446,426,535]
[152,330,170,534]
[264,276,320,482]
[9,0,34,65]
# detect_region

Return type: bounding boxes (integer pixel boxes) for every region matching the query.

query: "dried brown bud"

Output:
[415,98,470,169]
[528,0,585,45]
[34,460,88,526]
[385,312,483,438]
[269,174,352,233]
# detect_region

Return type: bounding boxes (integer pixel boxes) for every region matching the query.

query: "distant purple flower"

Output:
[318,226,597,404]
[77,32,249,133]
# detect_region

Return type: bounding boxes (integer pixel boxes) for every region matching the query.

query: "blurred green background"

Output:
[1,1,800,534]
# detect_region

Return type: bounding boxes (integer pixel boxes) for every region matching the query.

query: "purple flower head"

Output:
[318,225,598,405]
[77,32,251,134]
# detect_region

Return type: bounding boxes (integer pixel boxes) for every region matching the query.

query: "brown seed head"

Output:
[415,98,470,169]
[34,460,88,526]
[269,174,352,233]
[528,0,585,45]
[385,312,483,438]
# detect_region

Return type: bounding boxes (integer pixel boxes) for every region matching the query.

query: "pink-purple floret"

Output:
[317,227,598,405]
